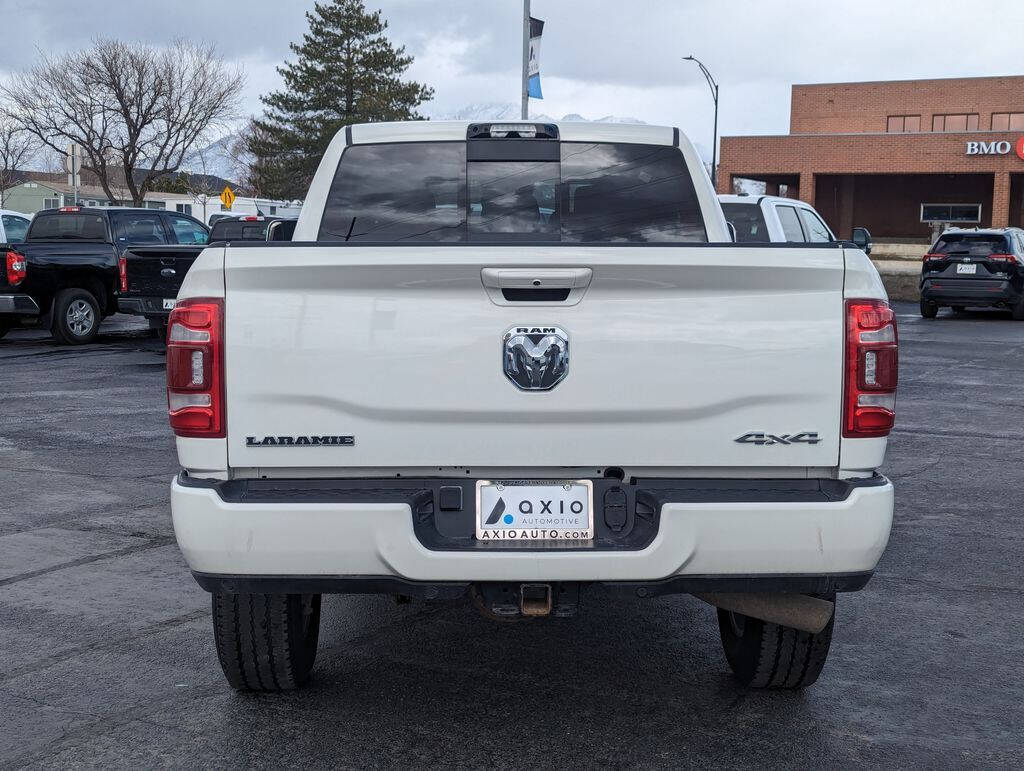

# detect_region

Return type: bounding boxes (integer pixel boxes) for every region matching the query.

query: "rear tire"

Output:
[211,592,321,691]
[50,288,100,344]
[1012,297,1024,321]
[919,299,939,319]
[717,595,835,689]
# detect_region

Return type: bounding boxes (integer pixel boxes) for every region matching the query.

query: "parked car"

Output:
[919,227,1024,319]
[119,216,295,334]
[168,121,896,692]
[719,193,873,252]
[0,209,31,244]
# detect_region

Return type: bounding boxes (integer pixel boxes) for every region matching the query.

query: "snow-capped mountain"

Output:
[180,134,241,181]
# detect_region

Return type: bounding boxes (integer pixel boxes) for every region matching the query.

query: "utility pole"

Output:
[521,0,531,120]
[683,55,719,187]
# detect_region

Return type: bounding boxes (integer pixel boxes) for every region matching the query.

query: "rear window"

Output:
[721,202,769,242]
[211,220,272,241]
[28,212,107,241]
[318,141,707,243]
[931,234,1011,256]
[111,213,168,245]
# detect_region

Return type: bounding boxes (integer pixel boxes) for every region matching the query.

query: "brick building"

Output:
[717,75,1024,239]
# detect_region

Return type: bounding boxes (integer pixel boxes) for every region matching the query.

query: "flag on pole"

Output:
[527,17,544,99]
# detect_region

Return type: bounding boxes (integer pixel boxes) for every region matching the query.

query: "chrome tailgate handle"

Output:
[480,267,592,306]
[481,267,593,289]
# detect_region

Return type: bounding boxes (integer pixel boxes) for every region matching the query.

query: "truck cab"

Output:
[718,193,835,243]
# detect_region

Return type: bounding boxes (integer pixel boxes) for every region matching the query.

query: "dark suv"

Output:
[919,228,1024,319]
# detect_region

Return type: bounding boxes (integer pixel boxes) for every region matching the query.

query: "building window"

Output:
[886,115,920,133]
[43,198,59,209]
[991,112,1024,131]
[145,201,166,210]
[175,203,193,215]
[920,203,981,224]
[932,114,979,132]
[269,206,277,215]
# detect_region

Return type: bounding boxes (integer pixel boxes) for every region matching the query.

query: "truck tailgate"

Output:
[124,246,203,298]
[223,245,845,471]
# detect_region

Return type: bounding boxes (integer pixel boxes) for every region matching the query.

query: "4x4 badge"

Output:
[735,432,821,446]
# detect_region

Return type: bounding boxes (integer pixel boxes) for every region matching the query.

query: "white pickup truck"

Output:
[168,121,897,692]
[719,193,874,254]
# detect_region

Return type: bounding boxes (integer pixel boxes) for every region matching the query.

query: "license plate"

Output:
[162,298,177,310]
[957,263,977,274]
[476,480,594,541]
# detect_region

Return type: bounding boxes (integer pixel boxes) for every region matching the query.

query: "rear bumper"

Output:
[171,473,894,591]
[0,294,41,316]
[118,296,172,317]
[920,277,1021,306]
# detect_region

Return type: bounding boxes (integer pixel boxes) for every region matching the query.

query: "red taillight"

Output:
[5,250,27,285]
[166,298,224,438]
[118,256,127,293]
[922,253,944,261]
[844,299,898,438]
[988,253,1017,262]
[59,206,80,212]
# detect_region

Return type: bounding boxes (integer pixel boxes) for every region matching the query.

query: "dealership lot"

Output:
[0,306,1022,767]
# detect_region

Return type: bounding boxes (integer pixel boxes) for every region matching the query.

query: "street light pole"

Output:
[683,55,719,187]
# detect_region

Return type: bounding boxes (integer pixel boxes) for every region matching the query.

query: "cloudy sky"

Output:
[3,0,1024,152]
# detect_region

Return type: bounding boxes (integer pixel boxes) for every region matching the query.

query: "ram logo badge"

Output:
[735,432,822,446]
[503,325,569,391]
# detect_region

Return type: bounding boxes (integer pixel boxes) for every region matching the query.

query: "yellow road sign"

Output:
[220,185,235,210]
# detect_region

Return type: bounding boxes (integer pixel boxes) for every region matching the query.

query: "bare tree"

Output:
[0,113,39,208]
[1,39,244,207]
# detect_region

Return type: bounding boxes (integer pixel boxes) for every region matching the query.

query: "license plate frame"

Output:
[956,263,977,274]
[475,479,594,542]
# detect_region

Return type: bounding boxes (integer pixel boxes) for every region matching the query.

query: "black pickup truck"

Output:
[0,207,210,344]
[119,216,296,332]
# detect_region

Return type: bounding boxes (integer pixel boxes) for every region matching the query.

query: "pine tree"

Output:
[249,0,433,198]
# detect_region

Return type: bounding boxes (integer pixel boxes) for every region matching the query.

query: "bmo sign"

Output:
[965,137,1024,159]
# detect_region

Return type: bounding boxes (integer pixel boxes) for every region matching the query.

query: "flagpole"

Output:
[521,0,530,120]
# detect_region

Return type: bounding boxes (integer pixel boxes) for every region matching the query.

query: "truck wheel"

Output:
[919,299,939,319]
[211,592,321,691]
[51,288,101,345]
[716,595,835,689]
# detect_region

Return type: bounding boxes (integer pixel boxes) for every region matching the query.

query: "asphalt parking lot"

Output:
[1,303,1022,768]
